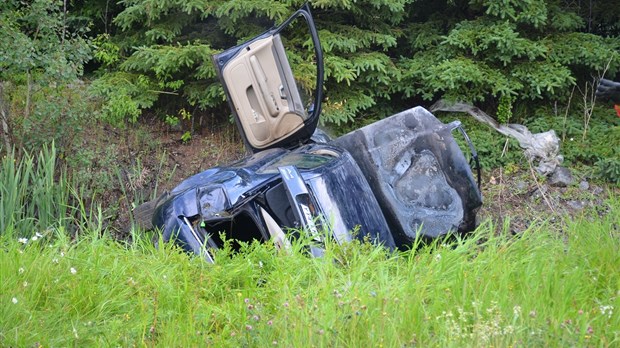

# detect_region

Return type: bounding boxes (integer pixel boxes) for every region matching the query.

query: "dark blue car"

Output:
[135,5,482,261]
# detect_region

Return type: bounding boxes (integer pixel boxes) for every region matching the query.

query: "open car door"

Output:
[213,4,324,153]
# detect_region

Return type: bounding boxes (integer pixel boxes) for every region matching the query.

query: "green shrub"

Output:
[0,0,92,155]
[597,158,620,186]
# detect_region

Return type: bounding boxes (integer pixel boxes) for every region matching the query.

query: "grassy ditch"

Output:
[1,204,619,347]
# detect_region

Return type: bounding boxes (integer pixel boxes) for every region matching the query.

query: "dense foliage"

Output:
[83,0,620,127]
[398,0,619,109]
[0,0,92,153]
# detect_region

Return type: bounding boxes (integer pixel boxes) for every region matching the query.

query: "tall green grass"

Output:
[0,145,72,239]
[0,145,104,242]
[1,200,618,347]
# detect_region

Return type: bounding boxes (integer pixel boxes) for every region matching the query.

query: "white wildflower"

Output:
[18,267,25,274]
[18,238,28,244]
[23,281,28,287]
[52,258,59,264]
[513,305,522,318]
[70,267,77,275]
[31,235,38,241]
[435,253,442,262]
[600,305,614,318]
[12,297,18,304]
[503,325,515,335]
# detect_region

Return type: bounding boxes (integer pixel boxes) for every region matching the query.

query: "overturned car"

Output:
[135,5,482,260]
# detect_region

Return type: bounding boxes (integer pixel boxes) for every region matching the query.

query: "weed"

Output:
[0,145,71,239]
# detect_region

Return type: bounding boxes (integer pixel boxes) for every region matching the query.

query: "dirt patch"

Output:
[67,117,246,238]
[477,165,618,234]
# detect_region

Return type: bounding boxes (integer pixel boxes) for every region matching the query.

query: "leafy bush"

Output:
[0,0,92,155]
[7,83,95,154]
[89,72,160,126]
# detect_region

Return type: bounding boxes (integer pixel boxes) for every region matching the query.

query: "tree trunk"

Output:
[24,71,32,122]
[0,81,13,153]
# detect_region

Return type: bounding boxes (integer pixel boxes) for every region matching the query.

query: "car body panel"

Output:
[152,144,396,260]
[212,4,323,153]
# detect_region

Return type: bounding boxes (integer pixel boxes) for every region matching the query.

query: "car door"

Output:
[212,4,324,153]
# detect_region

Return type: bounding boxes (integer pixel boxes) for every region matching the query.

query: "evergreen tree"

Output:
[89,0,413,126]
[90,0,619,127]
[396,0,620,116]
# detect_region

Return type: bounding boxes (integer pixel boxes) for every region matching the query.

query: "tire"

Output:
[133,199,157,230]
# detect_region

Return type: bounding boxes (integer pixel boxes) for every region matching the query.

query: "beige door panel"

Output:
[222,35,306,149]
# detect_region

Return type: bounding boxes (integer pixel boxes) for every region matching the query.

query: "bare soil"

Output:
[477,166,618,234]
[78,117,246,237]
